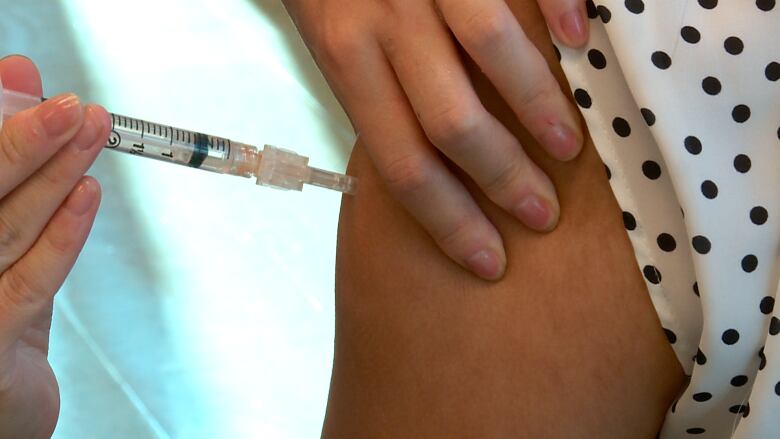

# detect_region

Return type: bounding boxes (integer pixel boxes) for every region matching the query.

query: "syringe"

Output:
[0,79,356,195]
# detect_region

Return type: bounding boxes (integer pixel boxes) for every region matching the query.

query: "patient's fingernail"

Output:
[39,94,82,137]
[543,124,580,161]
[515,195,557,232]
[560,10,587,47]
[466,249,504,281]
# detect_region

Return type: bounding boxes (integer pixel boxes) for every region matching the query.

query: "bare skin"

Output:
[325,1,685,437]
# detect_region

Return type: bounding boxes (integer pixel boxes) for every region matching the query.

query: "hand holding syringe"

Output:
[0,78,357,195]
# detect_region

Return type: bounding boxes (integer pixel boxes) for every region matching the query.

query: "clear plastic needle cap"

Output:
[257,145,357,195]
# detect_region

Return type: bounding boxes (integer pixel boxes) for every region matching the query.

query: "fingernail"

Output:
[515,195,556,231]
[70,106,104,151]
[543,124,580,161]
[66,179,97,215]
[560,10,587,47]
[38,94,82,137]
[466,249,504,281]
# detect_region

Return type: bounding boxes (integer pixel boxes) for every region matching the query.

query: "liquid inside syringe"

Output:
[0,84,356,194]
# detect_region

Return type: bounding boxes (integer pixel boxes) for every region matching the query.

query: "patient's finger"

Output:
[437,0,583,163]
[382,12,560,231]
[537,0,590,48]
[323,40,508,280]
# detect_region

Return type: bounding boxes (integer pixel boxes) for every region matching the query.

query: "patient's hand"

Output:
[283,0,589,280]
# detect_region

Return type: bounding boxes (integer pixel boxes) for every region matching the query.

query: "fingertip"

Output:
[35,93,84,138]
[65,176,100,216]
[92,105,113,149]
[81,175,102,202]
[83,176,103,214]
[542,122,583,162]
[557,8,588,48]
[465,247,506,281]
[90,104,111,132]
[0,54,43,96]
[540,199,561,233]
[514,194,560,233]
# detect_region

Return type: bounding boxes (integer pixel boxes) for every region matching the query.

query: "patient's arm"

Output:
[325,1,685,437]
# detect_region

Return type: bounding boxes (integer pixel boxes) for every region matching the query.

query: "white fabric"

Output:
[553,1,779,436]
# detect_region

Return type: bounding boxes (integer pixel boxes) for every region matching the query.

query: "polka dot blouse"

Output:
[552,1,779,437]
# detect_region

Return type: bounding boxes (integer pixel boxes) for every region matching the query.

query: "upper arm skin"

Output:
[326,1,685,437]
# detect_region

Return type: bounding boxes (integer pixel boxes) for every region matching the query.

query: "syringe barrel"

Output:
[106,113,257,178]
[0,82,356,194]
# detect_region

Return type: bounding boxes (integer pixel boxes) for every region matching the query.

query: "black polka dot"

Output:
[760,296,775,314]
[651,51,672,69]
[699,0,718,8]
[692,235,711,254]
[588,49,607,69]
[684,136,702,155]
[640,108,656,126]
[693,282,700,297]
[702,76,722,95]
[775,381,780,396]
[729,404,749,414]
[701,180,718,199]
[642,161,662,180]
[751,206,768,225]
[657,233,677,252]
[605,163,612,180]
[586,0,598,18]
[686,427,706,435]
[743,403,751,418]
[759,346,766,370]
[695,348,707,365]
[732,105,751,123]
[681,26,701,44]
[663,328,677,344]
[693,392,712,402]
[625,0,645,14]
[574,89,592,108]
[623,211,637,230]
[742,254,758,273]
[734,154,751,173]
[612,117,631,137]
[730,375,748,387]
[643,265,662,284]
[757,0,776,10]
[722,329,740,345]
[597,5,612,23]
[766,62,780,81]
[770,317,780,336]
[724,36,744,55]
